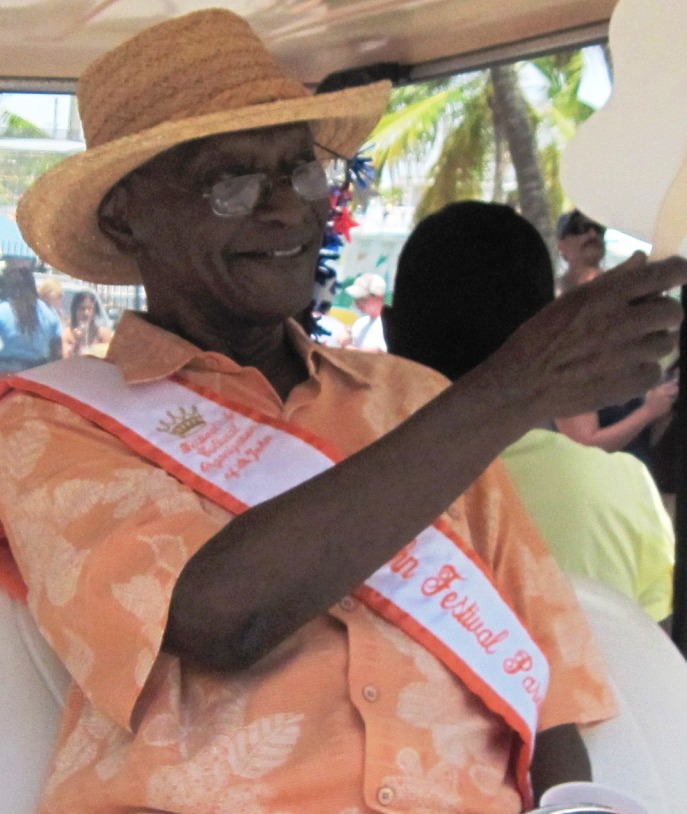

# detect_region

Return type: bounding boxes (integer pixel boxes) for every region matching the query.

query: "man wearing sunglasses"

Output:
[557,209,608,294]
[555,210,679,471]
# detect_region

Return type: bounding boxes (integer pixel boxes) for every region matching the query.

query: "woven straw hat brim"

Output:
[17,81,390,285]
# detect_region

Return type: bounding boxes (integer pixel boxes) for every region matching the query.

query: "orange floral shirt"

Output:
[0,313,616,814]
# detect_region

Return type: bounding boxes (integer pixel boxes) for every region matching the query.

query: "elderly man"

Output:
[0,10,685,814]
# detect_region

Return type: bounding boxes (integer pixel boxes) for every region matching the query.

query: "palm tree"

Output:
[0,108,47,138]
[528,51,596,213]
[490,62,555,258]
[0,101,64,206]
[365,74,493,221]
[363,49,598,260]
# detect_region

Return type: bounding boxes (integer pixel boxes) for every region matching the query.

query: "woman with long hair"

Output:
[63,290,113,357]
[0,261,63,374]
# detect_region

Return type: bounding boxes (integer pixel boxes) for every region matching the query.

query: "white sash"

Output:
[4,357,549,805]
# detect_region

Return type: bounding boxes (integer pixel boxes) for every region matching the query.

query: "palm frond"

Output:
[0,110,48,138]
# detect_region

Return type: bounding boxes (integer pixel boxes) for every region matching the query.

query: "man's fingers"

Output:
[595,249,647,286]
[633,329,681,361]
[623,294,684,334]
[608,254,687,302]
[631,361,666,393]
[609,360,665,403]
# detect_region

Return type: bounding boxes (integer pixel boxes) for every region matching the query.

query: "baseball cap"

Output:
[557,209,606,239]
[345,273,387,299]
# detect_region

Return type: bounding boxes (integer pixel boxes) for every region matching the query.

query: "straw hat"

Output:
[17,8,391,285]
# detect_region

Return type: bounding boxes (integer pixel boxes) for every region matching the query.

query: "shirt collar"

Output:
[285,319,372,387]
[107,312,207,382]
[108,311,372,388]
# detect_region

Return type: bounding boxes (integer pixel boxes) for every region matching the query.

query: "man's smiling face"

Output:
[116,123,330,331]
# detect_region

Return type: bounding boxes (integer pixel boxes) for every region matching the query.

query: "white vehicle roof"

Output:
[0,0,616,91]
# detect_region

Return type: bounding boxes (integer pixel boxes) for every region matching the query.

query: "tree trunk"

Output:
[490,93,507,203]
[489,63,557,264]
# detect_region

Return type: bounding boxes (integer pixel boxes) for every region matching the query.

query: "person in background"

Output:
[37,276,69,357]
[383,200,676,629]
[36,277,66,324]
[555,373,678,466]
[344,271,388,351]
[0,260,62,374]
[63,289,114,357]
[556,208,607,294]
[555,208,679,466]
[1,10,686,814]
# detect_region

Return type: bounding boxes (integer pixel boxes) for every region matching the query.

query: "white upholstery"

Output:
[1,578,686,813]
[0,591,69,814]
[571,575,687,814]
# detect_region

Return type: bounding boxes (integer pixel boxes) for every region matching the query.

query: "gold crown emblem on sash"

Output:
[157,405,206,438]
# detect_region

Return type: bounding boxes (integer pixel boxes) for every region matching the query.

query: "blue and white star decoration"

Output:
[311,152,376,330]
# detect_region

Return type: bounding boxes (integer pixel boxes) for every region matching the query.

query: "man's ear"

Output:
[97,183,138,253]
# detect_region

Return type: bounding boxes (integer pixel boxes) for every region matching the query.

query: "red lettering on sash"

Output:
[504,651,544,708]
[522,675,546,708]
[421,564,509,655]
[504,650,534,675]
[389,540,420,579]
[422,563,464,595]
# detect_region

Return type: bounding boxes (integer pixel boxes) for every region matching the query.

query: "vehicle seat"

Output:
[570,574,687,814]
[1,578,686,813]
[0,590,70,814]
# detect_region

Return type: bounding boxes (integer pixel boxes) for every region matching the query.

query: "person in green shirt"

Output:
[384,200,675,629]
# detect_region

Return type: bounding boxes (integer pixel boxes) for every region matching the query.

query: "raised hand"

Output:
[484,252,687,422]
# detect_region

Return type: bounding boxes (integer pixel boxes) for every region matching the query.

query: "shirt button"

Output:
[362,683,379,702]
[377,786,395,806]
[339,596,356,611]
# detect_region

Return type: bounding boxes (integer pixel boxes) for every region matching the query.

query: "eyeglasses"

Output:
[563,218,606,238]
[157,141,346,218]
[203,159,331,217]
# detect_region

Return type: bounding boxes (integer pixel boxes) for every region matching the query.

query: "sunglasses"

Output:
[562,218,606,238]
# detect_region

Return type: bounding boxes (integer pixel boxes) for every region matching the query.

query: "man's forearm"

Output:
[166,253,687,668]
[166,359,537,669]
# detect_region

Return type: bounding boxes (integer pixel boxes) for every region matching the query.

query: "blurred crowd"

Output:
[0,259,114,376]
